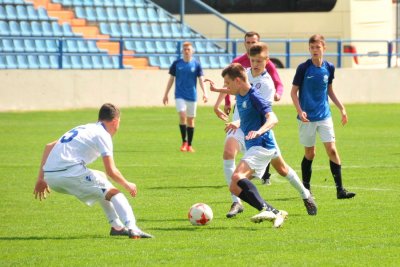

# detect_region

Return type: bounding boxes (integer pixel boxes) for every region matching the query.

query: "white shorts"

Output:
[175,98,197,117]
[44,169,114,206]
[225,127,246,153]
[241,146,278,179]
[298,117,335,147]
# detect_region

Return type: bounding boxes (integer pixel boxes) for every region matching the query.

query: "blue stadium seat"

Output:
[120,22,132,37]
[71,55,83,68]
[106,7,118,22]
[0,6,6,20]
[26,5,39,20]
[136,7,147,22]
[17,55,29,68]
[110,22,122,37]
[81,55,93,69]
[154,41,166,53]
[157,8,170,22]
[46,39,58,52]
[13,39,25,52]
[0,21,10,35]
[5,55,18,69]
[62,55,72,68]
[2,39,14,52]
[42,21,53,36]
[148,56,159,67]
[92,55,103,68]
[49,55,59,69]
[65,39,79,52]
[38,7,51,20]
[124,40,135,50]
[133,41,145,53]
[81,0,94,7]
[219,55,231,67]
[9,21,21,36]
[38,55,51,68]
[126,7,138,21]
[20,21,32,36]
[144,40,156,53]
[85,7,96,21]
[130,22,141,37]
[34,39,46,52]
[101,55,114,68]
[199,56,210,69]
[77,39,90,52]
[95,7,107,21]
[31,21,43,36]
[5,5,17,20]
[170,23,182,38]
[140,23,152,38]
[111,56,120,68]
[74,6,86,19]
[209,55,220,69]
[146,7,158,23]
[87,40,100,52]
[24,39,35,52]
[150,23,162,38]
[194,41,206,53]
[115,7,127,22]
[99,22,110,35]
[51,22,64,37]
[62,23,75,36]
[159,56,171,69]
[0,55,6,69]
[16,5,29,20]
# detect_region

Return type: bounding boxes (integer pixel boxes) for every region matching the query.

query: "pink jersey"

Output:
[225,53,284,105]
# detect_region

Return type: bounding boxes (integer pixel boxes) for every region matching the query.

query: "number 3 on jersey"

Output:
[60,129,79,143]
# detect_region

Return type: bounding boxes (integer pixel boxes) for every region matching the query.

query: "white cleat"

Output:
[273,210,288,228]
[250,210,276,223]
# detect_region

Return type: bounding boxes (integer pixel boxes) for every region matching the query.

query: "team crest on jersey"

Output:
[242,101,247,109]
[255,83,261,89]
[323,75,329,83]
[191,67,196,72]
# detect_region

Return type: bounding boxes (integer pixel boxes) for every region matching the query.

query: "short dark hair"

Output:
[98,103,120,121]
[249,42,269,57]
[309,34,326,46]
[221,63,246,81]
[244,31,260,41]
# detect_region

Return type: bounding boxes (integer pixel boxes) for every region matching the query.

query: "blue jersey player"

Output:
[290,34,356,199]
[163,42,208,153]
[215,63,288,228]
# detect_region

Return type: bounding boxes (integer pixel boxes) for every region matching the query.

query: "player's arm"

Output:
[328,84,348,125]
[290,85,309,122]
[266,61,284,101]
[163,75,175,105]
[34,140,57,200]
[246,112,278,140]
[103,155,137,197]
[198,76,208,103]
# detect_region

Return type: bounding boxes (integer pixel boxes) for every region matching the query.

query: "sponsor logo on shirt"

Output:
[242,101,247,109]
[323,75,329,83]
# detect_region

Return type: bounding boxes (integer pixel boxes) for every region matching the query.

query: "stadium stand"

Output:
[0,0,231,69]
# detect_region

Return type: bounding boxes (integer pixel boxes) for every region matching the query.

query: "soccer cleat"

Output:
[110,227,129,236]
[226,202,244,218]
[186,146,195,153]
[180,142,188,152]
[303,195,317,215]
[337,189,356,199]
[128,229,154,239]
[250,210,276,223]
[261,173,272,185]
[273,210,288,228]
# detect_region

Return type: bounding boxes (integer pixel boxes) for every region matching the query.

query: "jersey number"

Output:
[60,129,79,143]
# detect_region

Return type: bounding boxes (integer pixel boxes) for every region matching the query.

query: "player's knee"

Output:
[105,188,120,201]
[305,150,316,160]
[223,141,238,160]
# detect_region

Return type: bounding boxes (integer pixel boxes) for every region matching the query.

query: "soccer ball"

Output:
[188,203,213,226]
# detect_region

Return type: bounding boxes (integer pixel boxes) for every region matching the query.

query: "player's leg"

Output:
[271,156,317,215]
[176,99,188,151]
[231,147,288,227]
[186,100,197,152]
[98,198,128,235]
[261,162,272,185]
[223,135,243,218]
[298,120,317,192]
[319,118,355,199]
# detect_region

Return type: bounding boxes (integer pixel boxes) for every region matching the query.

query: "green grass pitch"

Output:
[0,104,399,266]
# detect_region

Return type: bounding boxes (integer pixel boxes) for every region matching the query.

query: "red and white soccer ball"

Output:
[188,203,213,226]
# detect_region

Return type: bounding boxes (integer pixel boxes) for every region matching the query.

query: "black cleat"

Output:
[226,202,244,218]
[128,229,154,239]
[110,227,129,236]
[337,189,356,199]
[303,196,317,215]
[261,173,272,185]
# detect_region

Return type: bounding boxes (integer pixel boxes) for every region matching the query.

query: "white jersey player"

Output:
[34,103,153,239]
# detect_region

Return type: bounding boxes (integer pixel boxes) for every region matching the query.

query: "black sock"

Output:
[261,162,271,180]
[237,179,276,212]
[330,160,343,191]
[301,156,313,190]
[179,124,187,143]
[187,127,194,146]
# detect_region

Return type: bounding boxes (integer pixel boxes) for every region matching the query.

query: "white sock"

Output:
[223,159,241,204]
[285,166,311,199]
[110,193,139,231]
[99,199,125,229]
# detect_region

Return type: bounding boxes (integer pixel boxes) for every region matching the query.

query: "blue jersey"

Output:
[292,59,335,122]
[236,87,276,150]
[169,58,204,101]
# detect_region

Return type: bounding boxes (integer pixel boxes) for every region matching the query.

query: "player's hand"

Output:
[341,111,348,126]
[204,79,218,92]
[163,95,168,105]
[125,182,137,197]
[299,111,309,122]
[213,107,229,122]
[245,130,261,140]
[224,122,239,134]
[33,179,50,201]
[274,93,281,102]
[203,94,208,103]
[224,104,231,115]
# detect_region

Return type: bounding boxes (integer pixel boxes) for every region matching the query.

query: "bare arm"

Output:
[290,84,309,122]
[103,156,137,197]
[33,141,57,200]
[198,76,208,103]
[163,75,175,105]
[328,84,348,125]
[246,112,278,140]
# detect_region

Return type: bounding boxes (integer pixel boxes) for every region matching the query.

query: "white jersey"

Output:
[233,68,275,121]
[43,122,113,177]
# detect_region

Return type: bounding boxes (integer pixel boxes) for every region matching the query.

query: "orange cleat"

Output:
[186,146,195,153]
[180,142,188,152]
